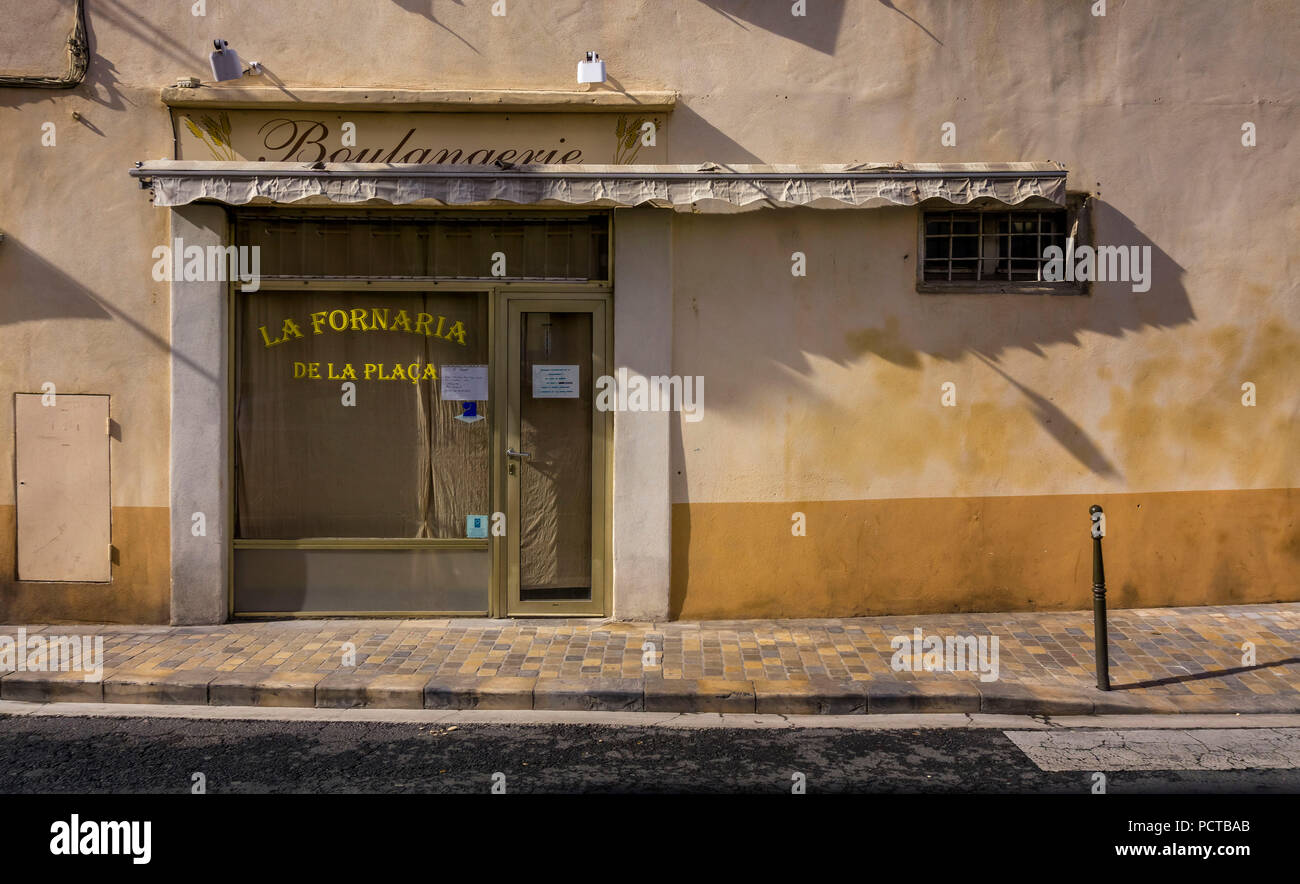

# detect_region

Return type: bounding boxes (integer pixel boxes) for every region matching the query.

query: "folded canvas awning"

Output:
[130,161,1066,212]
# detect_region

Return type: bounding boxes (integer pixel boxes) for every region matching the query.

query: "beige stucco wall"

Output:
[660,2,1298,615]
[0,1,1295,621]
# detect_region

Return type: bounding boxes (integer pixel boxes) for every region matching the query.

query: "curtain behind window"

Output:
[235,291,488,539]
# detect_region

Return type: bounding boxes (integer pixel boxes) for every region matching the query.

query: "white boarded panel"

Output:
[15,393,111,582]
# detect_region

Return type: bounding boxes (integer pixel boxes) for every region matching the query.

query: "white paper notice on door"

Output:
[532,364,579,398]
[441,364,489,401]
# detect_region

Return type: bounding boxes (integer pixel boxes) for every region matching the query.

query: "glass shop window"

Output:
[234,290,490,539]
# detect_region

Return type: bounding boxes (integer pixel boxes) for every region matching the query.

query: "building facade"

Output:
[1,0,1296,625]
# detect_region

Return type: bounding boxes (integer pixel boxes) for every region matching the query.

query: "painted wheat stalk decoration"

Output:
[183,111,236,160]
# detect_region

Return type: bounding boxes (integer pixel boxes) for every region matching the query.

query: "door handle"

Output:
[506,448,532,458]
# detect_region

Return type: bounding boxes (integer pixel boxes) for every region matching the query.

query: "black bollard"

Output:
[1090,504,1110,691]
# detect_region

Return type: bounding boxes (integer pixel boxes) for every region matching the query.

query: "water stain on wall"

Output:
[1100,319,1299,488]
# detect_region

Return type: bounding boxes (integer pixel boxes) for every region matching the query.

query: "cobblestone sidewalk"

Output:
[2,603,1298,715]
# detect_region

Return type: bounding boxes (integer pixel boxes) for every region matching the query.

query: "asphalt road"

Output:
[3,712,1299,794]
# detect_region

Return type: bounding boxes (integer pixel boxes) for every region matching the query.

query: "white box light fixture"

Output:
[577,52,606,84]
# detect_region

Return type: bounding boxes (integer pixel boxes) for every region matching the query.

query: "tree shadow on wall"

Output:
[390,0,480,55]
[93,0,201,74]
[666,104,766,164]
[668,199,1194,613]
[845,203,1192,367]
[0,2,128,111]
[796,200,1188,478]
[0,235,218,384]
[837,195,1188,479]
[877,1,943,45]
[0,236,113,325]
[974,351,1119,478]
[697,0,847,55]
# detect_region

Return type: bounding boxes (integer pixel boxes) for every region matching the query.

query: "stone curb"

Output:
[209,670,326,708]
[424,675,535,710]
[534,677,644,711]
[753,678,868,715]
[644,678,755,713]
[104,669,218,705]
[316,672,433,709]
[0,670,105,703]
[866,680,982,713]
[3,668,1299,716]
[977,681,1098,716]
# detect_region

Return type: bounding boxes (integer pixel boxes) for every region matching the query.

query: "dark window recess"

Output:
[923,209,1067,283]
[235,212,610,281]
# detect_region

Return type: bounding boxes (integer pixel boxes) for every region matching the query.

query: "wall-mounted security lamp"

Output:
[577,51,606,84]
[209,39,262,83]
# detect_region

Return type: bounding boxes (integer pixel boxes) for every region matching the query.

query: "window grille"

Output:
[923,209,1068,283]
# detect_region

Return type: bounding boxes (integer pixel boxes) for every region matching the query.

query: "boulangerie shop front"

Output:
[135,90,673,621]
[228,210,608,617]
[132,87,1065,622]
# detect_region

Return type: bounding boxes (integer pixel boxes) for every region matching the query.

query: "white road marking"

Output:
[1006,727,1300,771]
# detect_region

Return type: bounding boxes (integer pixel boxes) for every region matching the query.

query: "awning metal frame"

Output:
[130,160,1068,213]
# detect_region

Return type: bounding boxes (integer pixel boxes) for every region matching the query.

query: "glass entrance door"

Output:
[504,299,608,616]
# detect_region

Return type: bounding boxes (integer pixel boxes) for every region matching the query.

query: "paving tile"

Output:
[4,602,1299,715]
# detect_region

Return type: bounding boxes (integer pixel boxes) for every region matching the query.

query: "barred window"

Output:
[923,209,1068,283]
